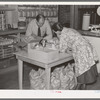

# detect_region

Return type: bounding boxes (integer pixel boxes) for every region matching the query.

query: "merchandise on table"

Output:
[28,40,59,63]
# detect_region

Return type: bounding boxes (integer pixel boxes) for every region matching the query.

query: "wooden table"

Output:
[15,50,74,89]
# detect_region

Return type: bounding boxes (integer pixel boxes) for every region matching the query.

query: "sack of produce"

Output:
[29,63,77,90]
[29,68,46,90]
[51,75,61,89]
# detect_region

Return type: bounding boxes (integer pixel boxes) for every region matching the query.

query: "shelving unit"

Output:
[18,5,58,25]
[0,5,58,74]
[0,29,26,73]
[0,5,15,31]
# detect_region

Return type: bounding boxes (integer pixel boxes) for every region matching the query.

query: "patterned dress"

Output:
[59,27,98,77]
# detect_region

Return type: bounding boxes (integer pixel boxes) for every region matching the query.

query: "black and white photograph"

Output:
[0,1,100,98]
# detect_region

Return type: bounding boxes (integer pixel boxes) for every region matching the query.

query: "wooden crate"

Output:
[0,45,14,59]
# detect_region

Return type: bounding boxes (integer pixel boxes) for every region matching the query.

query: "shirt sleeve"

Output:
[43,20,52,40]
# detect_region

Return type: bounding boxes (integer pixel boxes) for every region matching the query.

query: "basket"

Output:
[0,37,14,59]
[0,45,14,59]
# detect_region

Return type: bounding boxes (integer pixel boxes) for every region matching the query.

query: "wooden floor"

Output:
[0,63,100,90]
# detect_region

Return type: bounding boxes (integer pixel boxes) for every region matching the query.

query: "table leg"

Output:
[45,67,51,90]
[18,59,23,89]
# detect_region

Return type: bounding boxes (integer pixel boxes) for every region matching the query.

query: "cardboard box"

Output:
[28,43,59,63]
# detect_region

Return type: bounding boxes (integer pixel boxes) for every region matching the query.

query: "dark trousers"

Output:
[76,64,98,90]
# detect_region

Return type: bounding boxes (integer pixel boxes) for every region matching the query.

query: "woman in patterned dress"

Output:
[52,22,98,90]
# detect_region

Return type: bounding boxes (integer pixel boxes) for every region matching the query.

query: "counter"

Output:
[78,30,100,38]
[0,29,26,36]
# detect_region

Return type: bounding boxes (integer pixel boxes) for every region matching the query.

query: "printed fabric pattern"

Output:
[59,27,98,77]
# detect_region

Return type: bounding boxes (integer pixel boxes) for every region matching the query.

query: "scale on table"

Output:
[88,6,100,34]
[89,6,100,34]
[88,24,100,34]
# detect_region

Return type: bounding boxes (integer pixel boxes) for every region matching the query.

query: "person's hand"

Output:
[65,48,72,54]
[21,36,34,44]
[39,39,47,47]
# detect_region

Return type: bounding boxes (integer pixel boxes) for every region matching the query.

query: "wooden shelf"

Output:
[25,16,57,18]
[78,30,100,38]
[0,29,26,36]
[18,9,56,11]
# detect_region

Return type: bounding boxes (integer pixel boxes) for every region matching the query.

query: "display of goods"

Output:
[0,37,13,46]
[0,37,14,59]
[0,46,14,59]
[29,63,76,90]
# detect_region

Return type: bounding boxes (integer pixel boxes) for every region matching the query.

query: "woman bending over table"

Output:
[52,22,98,90]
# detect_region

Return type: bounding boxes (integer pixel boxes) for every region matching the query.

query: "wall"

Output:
[58,5,70,27]
[5,5,18,28]
[58,5,98,29]
[72,5,98,29]
[84,36,100,73]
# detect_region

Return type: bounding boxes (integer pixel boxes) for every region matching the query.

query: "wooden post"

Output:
[18,59,23,89]
[45,66,51,90]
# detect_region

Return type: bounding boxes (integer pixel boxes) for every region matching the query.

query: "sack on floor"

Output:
[29,68,46,90]
[29,63,77,90]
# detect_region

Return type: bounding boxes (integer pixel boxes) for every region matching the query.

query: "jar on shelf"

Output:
[46,10,49,17]
[18,11,22,17]
[43,10,46,16]
[48,10,50,17]
[21,11,24,17]
[51,10,53,16]
[40,10,43,15]
[36,10,38,16]
[29,11,32,17]
[32,11,36,17]
[26,11,30,17]
[54,10,57,16]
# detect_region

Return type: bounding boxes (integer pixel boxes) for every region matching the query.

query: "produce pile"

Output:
[0,37,13,46]
[29,63,76,90]
[0,37,14,59]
